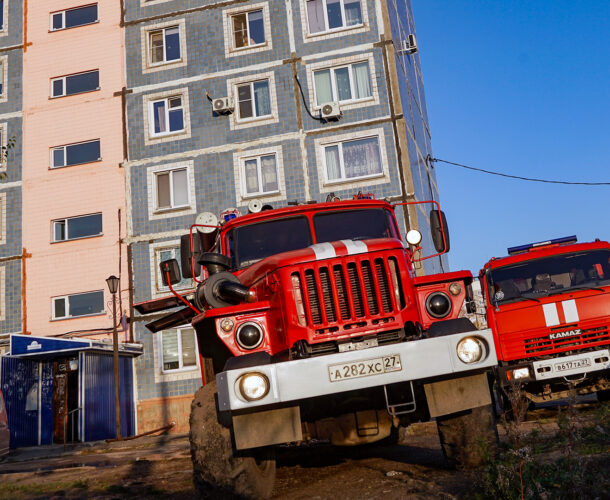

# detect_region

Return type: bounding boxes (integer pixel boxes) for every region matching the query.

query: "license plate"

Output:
[554,358,591,372]
[328,354,402,382]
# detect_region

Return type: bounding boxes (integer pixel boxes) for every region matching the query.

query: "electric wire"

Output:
[430,157,610,186]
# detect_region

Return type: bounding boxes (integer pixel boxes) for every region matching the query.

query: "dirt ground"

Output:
[0,403,607,499]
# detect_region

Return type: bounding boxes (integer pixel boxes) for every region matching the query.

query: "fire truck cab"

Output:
[480,236,610,410]
[141,198,498,498]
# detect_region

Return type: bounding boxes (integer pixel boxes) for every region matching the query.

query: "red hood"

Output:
[237,238,406,287]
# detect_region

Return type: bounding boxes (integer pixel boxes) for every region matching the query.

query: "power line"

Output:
[429,157,610,186]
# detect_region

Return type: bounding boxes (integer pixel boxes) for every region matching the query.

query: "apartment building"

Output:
[124,0,443,432]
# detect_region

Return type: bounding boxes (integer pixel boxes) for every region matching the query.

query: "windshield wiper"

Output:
[548,285,605,296]
[498,296,541,305]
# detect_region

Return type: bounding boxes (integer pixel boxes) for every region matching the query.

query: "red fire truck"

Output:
[479,236,610,414]
[139,198,498,498]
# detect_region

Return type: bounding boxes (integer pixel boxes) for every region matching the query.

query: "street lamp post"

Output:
[106,275,122,440]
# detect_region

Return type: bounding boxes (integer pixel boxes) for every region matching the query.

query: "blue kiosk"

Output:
[0,334,142,448]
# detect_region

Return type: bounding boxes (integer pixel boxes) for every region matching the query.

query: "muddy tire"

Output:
[436,405,497,469]
[190,382,276,499]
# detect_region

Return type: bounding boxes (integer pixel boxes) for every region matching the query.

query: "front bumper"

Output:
[216,328,497,412]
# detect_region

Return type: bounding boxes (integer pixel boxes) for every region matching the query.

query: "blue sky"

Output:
[412,1,610,274]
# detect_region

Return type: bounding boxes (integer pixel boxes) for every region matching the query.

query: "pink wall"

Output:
[22,3,127,337]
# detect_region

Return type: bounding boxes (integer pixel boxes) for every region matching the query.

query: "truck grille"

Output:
[294,257,400,332]
[523,325,610,355]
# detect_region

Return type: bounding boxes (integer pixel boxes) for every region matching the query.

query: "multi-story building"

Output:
[124,0,444,432]
[0,3,141,448]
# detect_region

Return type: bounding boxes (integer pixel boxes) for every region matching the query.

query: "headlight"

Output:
[448,282,462,296]
[456,337,484,363]
[238,372,270,401]
[236,321,264,350]
[220,318,234,332]
[510,367,530,380]
[426,292,452,318]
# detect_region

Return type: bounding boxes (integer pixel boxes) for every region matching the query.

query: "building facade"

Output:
[123,0,443,432]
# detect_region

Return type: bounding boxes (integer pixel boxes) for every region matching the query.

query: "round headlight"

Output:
[220,318,234,332]
[456,337,484,364]
[448,282,462,296]
[236,322,264,350]
[406,230,423,246]
[426,292,452,318]
[238,372,270,401]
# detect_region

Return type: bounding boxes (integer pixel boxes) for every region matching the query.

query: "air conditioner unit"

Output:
[320,102,342,121]
[213,97,234,114]
[399,34,418,54]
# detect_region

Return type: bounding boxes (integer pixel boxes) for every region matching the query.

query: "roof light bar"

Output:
[507,235,577,255]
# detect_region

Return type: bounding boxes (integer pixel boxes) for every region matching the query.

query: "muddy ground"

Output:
[0,403,607,499]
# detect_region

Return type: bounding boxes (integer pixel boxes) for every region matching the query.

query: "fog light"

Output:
[510,367,530,380]
[236,321,264,349]
[238,372,270,401]
[448,282,462,296]
[456,337,484,363]
[220,318,234,332]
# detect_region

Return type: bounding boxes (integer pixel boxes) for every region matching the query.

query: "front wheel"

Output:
[190,382,276,499]
[436,405,497,469]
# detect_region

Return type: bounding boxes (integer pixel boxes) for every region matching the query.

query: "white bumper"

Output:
[216,329,497,412]
[532,348,610,380]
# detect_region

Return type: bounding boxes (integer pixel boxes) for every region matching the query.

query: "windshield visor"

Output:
[488,250,610,304]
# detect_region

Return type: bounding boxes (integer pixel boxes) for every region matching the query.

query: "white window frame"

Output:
[233,146,286,205]
[0,192,6,245]
[227,71,278,130]
[307,53,378,112]
[50,69,100,98]
[0,0,9,37]
[143,88,191,144]
[299,0,369,42]
[0,266,5,321]
[147,161,196,221]
[153,167,190,212]
[234,79,272,123]
[159,326,199,373]
[49,4,99,32]
[314,127,390,192]
[151,242,193,295]
[51,213,103,243]
[313,62,371,105]
[0,55,7,103]
[239,153,280,198]
[141,18,187,73]
[222,2,272,58]
[0,122,7,175]
[52,290,105,320]
[153,324,201,383]
[50,139,101,169]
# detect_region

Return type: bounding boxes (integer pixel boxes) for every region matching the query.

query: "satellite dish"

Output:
[195,212,219,233]
[248,199,263,213]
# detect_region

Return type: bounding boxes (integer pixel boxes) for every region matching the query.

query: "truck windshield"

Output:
[487,250,610,304]
[314,209,396,243]
[228,216,312,268]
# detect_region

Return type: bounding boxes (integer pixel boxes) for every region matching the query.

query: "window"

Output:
[314,61,371,105]
[154,167,189,211]
[0,58,5,97]
[323,136,382,182]
[306,0,362,34]
[51,70,99,97]
[150,96,184,136]
[235,80,271,121]
[53,290,104,319]
[0,0,4,32]
[232,10,265,49]
[51,4,98,31]
[51,140,100,168]
[242,154,279,197]
[155,246,190,290]
[160,327,197,372]
[149,26,181,64]
[52,213,102,242]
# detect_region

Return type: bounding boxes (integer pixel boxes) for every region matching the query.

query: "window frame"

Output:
[153,244,192,294]
[52,290,105,320]
[305,0,364,36]
[51,212,103,243]
[240,153,280,198]
[159,326,199,374]
[50,69,100,98]
[50,4,99,32]
[148,95,185,138]
[50,139,101,169]
[0,55,7,102]
[234,79,272,123]
[322,135,383,184]
[153,167,190,212]
[148,26,181,66]
[0,0,8,36]
[231,9,266,51]
[313,61,372,107]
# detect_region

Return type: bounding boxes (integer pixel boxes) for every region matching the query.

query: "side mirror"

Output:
[430,209,450,253]
[180,234,202,279]
[160,259,182,286]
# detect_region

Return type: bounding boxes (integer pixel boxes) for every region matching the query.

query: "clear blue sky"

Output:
[412,1,610,274]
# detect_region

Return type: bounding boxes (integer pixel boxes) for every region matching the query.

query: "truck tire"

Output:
[190,382,276,499]
[436,405,497,469]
